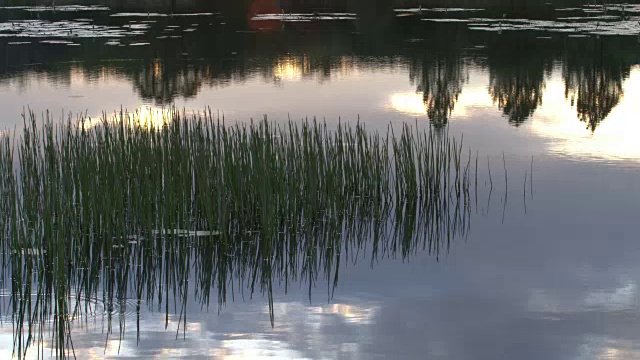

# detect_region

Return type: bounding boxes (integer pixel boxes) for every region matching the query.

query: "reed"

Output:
[0,108,482,358]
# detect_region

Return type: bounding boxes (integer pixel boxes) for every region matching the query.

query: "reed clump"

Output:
[0,108,473,359]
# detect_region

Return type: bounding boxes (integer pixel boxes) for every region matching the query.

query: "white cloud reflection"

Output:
[387,75,492,119]
[389,65,640,163]
[0,297,379,359]
[531,66,640,162]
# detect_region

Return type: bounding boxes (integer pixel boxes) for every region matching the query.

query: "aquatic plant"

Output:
[0,108,479,358]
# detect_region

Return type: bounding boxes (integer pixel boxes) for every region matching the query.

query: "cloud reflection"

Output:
[391,64,640,163]
[532,66,640,162]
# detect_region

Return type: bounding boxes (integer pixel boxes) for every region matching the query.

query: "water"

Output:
[1,3,640,359]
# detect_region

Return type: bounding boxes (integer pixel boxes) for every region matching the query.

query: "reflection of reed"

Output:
[0,109,491,358]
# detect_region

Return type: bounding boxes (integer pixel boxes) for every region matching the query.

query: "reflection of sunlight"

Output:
[531,66,640,162]
[271,55,355,82]
[129,106,171,129]
[153,59,162,78]
[85,106,172,130]
[338,57,356,76]
[68,65,118,85]
[99,66,118,82]
[389,92,426,115]
[273,56,310,82]
[70,66,86,86]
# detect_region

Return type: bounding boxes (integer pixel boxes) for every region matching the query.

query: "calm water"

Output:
[2,4,640,359]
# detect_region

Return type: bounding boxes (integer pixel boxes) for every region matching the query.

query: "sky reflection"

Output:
[2,14,640,359]
[1,38,638,164]
[532,66,640,162]
[5,58,637,164]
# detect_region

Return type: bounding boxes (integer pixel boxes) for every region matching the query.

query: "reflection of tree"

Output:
[419,57,466,127]
[410,27,468,128]
[563,39,629,132]
[487,34,550,126]
[489,68,544,126]
[132,60,205,104]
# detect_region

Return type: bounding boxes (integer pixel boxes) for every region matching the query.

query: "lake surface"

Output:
[1,3,640,359]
